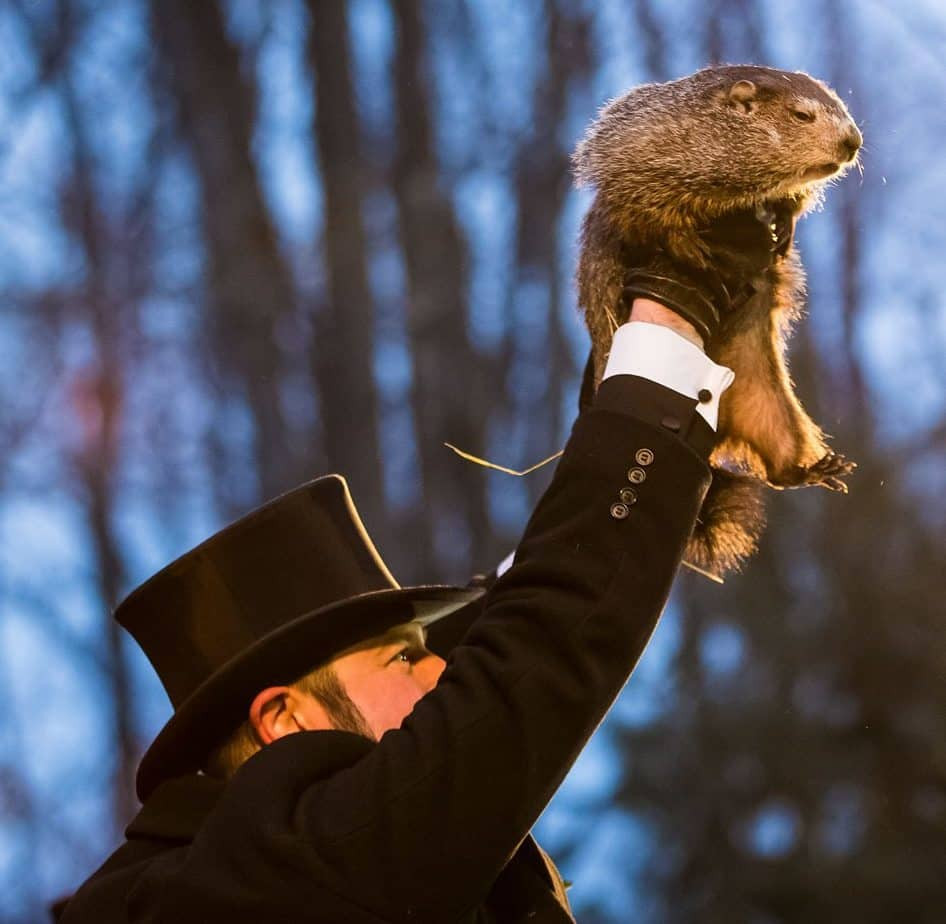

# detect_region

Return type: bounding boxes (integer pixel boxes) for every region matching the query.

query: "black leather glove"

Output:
[701,202,796,284]
[623,204,796,343]
[622,254,731,345]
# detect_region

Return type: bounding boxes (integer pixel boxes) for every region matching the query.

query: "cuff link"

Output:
[698,388,713,403]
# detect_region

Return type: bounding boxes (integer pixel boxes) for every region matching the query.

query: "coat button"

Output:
[627,467,647,484]
[610,502,629,520]
[619,487,638,505]
[635,448,654,466]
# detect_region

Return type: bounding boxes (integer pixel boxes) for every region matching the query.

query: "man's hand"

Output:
[629,298,704,350]
[623,207,795,346]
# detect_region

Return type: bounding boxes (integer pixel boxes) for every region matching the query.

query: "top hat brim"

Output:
[135,583,485,800]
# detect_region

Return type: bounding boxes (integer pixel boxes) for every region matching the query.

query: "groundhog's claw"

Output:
[767,452,855,490]
[777,452,855,491]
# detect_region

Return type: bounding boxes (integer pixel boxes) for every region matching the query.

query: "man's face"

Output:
[299,621,446,739]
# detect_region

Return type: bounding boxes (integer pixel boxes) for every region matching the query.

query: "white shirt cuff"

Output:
[601,321,735,429]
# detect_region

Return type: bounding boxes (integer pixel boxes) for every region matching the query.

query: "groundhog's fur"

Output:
[574,65,861,575]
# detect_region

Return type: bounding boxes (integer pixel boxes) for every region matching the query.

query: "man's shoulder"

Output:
[57,836,185,923]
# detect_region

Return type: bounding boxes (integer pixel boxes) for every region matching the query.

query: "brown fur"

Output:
[574,65,861,574]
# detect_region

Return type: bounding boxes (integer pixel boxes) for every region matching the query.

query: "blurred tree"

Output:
[59,110,138,832]
[9,0,141,832]
[505,0,592,510]
[705,0,768,66]
[388,0,492,579]
[305,0,385,538]
[149,0,302,510]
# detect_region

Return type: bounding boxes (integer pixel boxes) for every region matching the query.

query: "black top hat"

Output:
[118,475,484,800]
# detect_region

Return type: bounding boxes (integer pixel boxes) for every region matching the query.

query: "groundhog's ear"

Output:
[728,79,757,110]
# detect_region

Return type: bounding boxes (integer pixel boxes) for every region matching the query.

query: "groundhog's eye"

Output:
[790,108,816,123]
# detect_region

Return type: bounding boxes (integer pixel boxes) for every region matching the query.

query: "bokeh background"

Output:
[1,0,945,921]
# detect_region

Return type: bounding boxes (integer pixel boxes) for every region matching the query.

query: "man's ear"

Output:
[249,686,332,744]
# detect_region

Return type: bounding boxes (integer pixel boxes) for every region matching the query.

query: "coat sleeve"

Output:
[170,382,712,923]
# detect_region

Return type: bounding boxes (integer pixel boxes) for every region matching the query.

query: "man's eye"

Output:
[390,644,428,666]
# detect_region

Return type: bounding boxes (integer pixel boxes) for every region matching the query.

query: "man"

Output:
[57,216,780,922]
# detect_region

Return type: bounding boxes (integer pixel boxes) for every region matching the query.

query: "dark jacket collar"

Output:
[125,731,375,843]
[125,772,225,842]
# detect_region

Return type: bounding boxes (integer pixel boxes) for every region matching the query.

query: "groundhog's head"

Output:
[573,65,862,223]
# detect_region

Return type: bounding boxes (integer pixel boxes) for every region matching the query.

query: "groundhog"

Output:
[573,65,862,575]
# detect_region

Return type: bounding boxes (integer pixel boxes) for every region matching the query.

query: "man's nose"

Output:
[419,654,447,691]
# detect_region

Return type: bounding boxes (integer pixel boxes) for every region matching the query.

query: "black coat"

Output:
[59,377,712,923]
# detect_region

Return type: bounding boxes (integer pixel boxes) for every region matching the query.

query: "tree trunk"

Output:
[508,0,591,509]
[150,0,301,506]
[304,0,386,545]
[58,41,138,826]
[389,0,490,581]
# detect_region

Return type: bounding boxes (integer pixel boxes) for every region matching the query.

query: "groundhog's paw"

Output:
[773,452,856,492]
[809,452,856,493]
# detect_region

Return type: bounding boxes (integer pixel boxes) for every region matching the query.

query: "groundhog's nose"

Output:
[839,124,862,162]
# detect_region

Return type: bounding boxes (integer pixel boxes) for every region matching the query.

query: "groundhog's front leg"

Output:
[710,283,854,492]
